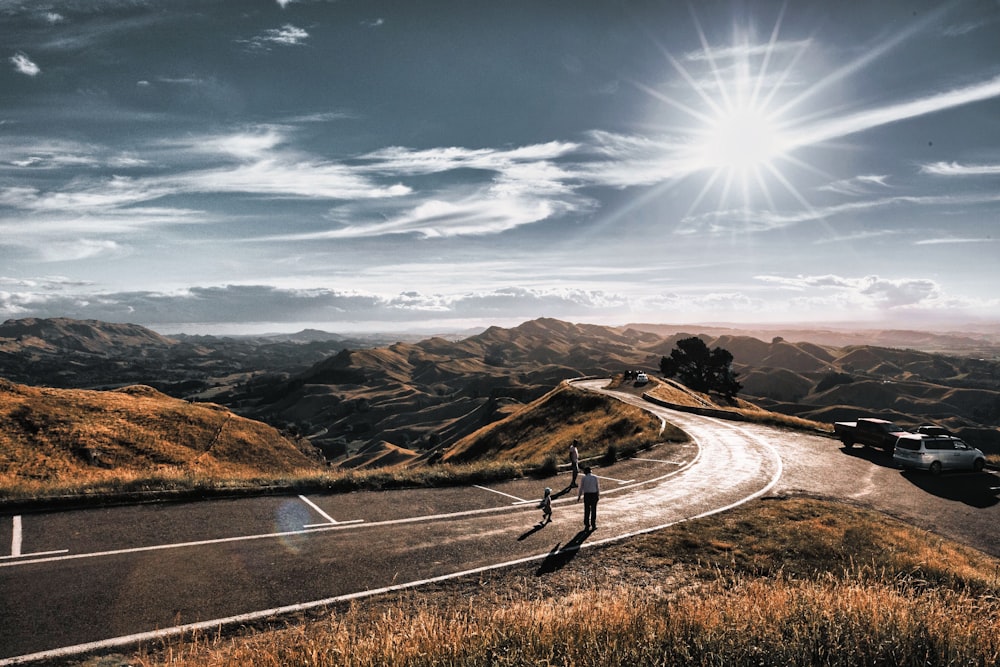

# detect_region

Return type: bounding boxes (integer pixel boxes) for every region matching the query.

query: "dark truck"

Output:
[833,417,911,452]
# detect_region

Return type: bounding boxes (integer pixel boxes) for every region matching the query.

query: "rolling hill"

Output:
[1,317,998,462]
[0,378,323,499]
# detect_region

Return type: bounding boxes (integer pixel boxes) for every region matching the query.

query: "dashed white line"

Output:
[473,485,526,503]
[0,516,68,562]
[11,515,21,558]
[303,519,364,529]
[298,494,338,524]
[593,474,634,484]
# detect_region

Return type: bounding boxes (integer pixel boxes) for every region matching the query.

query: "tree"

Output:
[659,336,742,398]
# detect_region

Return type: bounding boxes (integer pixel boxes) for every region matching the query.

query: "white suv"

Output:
[893,434,986,475]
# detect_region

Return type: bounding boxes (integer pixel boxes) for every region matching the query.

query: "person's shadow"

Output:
[552,485,574,500]
[517,519,550,541]
[535,529,591,575]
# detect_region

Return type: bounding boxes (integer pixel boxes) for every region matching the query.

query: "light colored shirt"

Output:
[569,446,579,465]
[577,473,599,498]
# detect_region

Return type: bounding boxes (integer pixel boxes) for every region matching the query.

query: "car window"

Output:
[927,439,954,450]
[896,439,921,451]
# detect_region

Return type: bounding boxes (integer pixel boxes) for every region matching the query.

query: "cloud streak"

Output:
[9,52,39,76]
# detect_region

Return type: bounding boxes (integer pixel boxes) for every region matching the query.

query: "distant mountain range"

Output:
[1,317,998,459]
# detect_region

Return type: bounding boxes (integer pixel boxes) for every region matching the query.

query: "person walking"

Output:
[569,440,580,487]
[539,487,552,524]
[576,466,600,530]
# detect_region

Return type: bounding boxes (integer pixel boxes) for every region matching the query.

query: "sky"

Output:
[2,0,999,335]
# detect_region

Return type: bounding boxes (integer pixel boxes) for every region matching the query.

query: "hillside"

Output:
[441,382,674,465]
[0,379,323,501]
[1,316,998,460]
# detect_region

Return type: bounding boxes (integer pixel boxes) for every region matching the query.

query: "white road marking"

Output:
[303,519,364,529]
[11,516,20,558]
[0,389,784,667]
[0,516,67,562]
[298,494,338,524]
[633,457,683,465]
[473,485,526,502]
[593,474,634,484]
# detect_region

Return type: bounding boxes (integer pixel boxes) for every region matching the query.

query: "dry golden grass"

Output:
[117,497,1000,667]
[0,379,673,504]
[0,380,325,502]
[442,382,683,465]
[643,376,832,432]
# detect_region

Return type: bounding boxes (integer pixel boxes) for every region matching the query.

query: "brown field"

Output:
[0,379,676,505]
[111,497,1000,667]
[442,381,683,465]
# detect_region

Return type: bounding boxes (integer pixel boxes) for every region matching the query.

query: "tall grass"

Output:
[135,570,1000,667]
[0,459,540,506]
[126,498,1000,667]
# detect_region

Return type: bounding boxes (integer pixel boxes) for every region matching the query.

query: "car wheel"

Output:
[843,440,855,448]
[929,461,942,476]
[973,458,985,472]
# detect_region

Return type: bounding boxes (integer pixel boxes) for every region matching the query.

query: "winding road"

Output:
[1,379,998,664]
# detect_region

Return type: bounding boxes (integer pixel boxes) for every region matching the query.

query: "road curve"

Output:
[4,378,997,663]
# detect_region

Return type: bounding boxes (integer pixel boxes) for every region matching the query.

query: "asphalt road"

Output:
[2,379,998,664]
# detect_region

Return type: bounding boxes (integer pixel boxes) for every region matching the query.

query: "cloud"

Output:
[817,174,891,196]
[920,161,1000,176]
[10,52,40,76]
[678,190,1000,234]
[0,284,633,325]
[943,20,988,37]
[683,39,812,63]
[755,274,943,309]
[786,74,1000,149]
[914,237,997,246]
[241,24,309,50]
[362,18,385,28]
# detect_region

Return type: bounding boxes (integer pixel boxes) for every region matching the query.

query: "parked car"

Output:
[833,417,911,452]
[893,434,986,474]
[634,371,649,386]
[915,424,954,437]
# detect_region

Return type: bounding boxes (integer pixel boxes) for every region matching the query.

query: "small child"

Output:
[540,487,552,524]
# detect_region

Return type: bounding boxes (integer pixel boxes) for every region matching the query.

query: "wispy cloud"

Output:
[914,237,998,245]
[786,74,1000,148]
[817,174,891,196]
[678,190,1000,234]
[683,39,811,63]
[10,52,40,76]
[0,283,633,325]
[920,161,1000,176]
[240,24,309,50]
[756,273,944,309]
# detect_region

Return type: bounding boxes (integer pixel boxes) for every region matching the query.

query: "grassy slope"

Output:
[0,379,323,500]
[119,497,1000,667]
[440,381,685,465]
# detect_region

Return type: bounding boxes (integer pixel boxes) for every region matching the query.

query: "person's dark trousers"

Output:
[583,492,598,529]
[571,467,578,486]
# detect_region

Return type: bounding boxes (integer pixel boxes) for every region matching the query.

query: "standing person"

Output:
[569,440,580,487]
[539,487,552,524]
[576,466,600,530]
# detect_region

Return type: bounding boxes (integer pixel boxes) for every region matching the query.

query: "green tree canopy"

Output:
[659,336,742,398]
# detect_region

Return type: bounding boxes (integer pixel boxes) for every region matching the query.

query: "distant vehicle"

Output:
[634,371,649,386]
[893,434,986,474]
[915,424,955,438]
[833,417,911,452]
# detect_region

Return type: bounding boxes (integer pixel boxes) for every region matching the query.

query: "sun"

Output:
[640,13,813,214]
[695,104,788,174]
